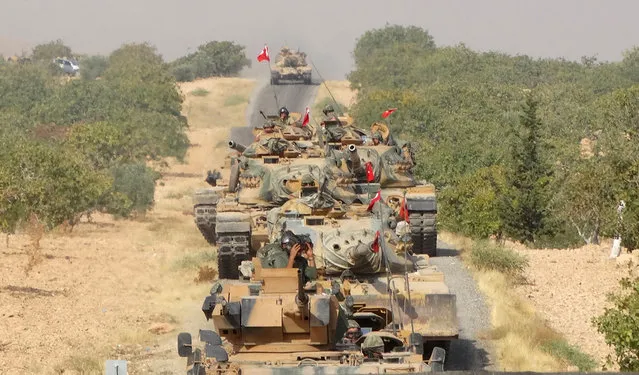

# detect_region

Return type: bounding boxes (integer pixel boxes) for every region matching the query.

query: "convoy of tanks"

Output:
[180,47,457,374]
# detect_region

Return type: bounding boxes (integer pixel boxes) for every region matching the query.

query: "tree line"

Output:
[348,25,639,250]
[347,24,639,371]
[0,39,250,233]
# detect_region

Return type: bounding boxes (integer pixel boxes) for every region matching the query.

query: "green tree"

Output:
[80,55,109,80]
[500,90,554,244]
[592,275,639,371]
[169,40,251,81]
[31,39,73,62]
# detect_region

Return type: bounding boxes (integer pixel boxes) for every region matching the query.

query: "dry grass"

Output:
[440,232,596,371]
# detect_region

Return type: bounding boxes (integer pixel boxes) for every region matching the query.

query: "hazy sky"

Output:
[2,0,638,79]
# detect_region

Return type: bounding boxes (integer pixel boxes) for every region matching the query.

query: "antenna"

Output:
[308,58,343,115]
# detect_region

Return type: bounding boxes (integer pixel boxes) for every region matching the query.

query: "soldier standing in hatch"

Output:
[278,106,295,126]
[257,230,317,284]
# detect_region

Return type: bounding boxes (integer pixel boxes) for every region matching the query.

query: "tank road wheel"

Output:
[216,231,251,280]
[409,211,437,257]
[194,204,217,245]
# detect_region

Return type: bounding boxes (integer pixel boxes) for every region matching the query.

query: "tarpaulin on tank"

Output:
[241,138,294,158]
[242,161,323,205]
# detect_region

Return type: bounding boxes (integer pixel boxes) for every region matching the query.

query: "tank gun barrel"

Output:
[295,268,309,307]
[348,144,365,177]
[228,141,246,153]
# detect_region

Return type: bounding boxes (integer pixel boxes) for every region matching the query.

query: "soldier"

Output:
[257,230,317,283]
[254,121,278,141]
[371,132,383,146]
[341,320,363,344]
[321,104,338,123]
[361,334,385,359]
[278,106,295,126]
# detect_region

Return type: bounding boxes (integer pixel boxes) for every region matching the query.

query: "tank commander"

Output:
[278,106,295,126]
[257,230,317,284]
[361,334,385,359]
[371,131,383,146]
[320,104,339,124]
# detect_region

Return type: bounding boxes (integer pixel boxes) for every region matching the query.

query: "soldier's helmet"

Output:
[323,104,334,114]
[279,106,289,117]
[361,334,385,357]
[281,46,290,54]
[372,132,383,141]
[347,320,360,329]
[280,230,300,251]
[263,120,276,129]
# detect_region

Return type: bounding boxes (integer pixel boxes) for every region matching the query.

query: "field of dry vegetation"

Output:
[0,77,629,374]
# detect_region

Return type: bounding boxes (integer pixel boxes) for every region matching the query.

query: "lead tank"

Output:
[270,46,312,85]
[176,264,448,374]
[193,137,329,279]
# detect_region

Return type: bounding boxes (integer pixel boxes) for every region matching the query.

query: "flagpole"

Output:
[261,44,279,109]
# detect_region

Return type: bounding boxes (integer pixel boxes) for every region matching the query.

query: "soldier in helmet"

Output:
[257,230,317,283]
[278,106,295,126]
[254,121,278,141]
[361,334,385,359]
[341,320,363,344]
[321,104,338,123]
[371,131,383,146]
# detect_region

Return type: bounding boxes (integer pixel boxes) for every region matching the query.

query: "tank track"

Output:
[194,204,217,245]
[216,231,251,280]
[409,211,437,257]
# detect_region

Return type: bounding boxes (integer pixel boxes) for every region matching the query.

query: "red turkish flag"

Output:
[371,230,381,253]
[365,161,374,182]
[367,190,382,211]
[257,45,269,62]
[381,108,397,119]
[302,107,310,127]
[399,197,410,224]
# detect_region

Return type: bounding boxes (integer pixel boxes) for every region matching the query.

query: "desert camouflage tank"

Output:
[322,122,439,256]
[176,263,448,374]
[271,46,312,85]
[193,136,329,280]
[262,188,458,352]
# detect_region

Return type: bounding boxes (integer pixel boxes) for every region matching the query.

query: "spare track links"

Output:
[194,204,217,245]
[216,231,251,280]
[409,211,437,257]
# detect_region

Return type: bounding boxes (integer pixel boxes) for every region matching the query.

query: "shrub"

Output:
[469,240,529,282]
[109,163,160,216]
[592,274,639,371]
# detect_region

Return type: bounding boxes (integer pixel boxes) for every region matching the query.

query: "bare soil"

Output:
[507,239,632,368]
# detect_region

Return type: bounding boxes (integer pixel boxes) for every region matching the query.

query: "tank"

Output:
[176,265,448,374]
[270,46,312,85]
[323,122,439,256]
[193,137,329,280]
[262,189,458,354]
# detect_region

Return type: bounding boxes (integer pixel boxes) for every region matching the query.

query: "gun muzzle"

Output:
[228,141,246,153]
[347,144,364,176]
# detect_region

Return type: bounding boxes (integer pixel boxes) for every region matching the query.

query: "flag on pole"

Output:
[367,190,382,211]
[371,230,381,253]
[399,196,410,223]
[365,161,374,182]
[257,45,269,62]
[381,108,397,119]
[302,107,310,127]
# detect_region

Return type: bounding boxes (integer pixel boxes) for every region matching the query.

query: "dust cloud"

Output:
[1,0,639,79]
